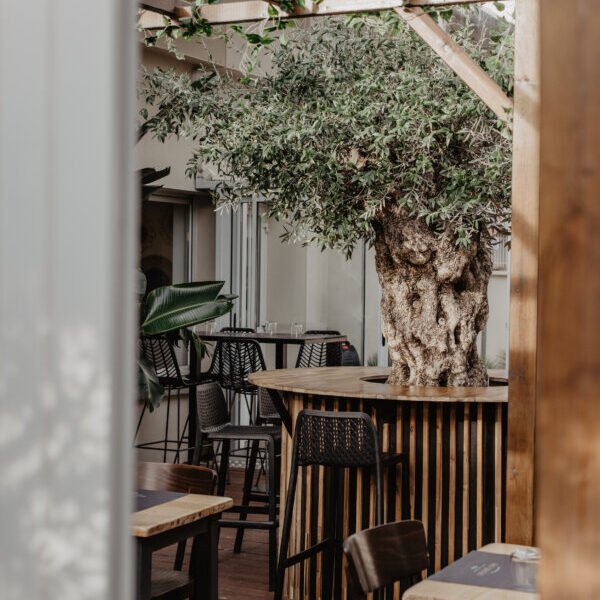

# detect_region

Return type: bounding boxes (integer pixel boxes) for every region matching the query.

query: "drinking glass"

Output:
[266,321,278,335]
[291,322,304,337]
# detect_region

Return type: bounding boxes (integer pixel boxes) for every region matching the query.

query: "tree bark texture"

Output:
[373,206,492,386]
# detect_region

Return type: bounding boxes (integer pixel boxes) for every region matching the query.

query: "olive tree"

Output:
[140,13,513,386]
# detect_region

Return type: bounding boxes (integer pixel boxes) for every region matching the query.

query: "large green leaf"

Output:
[141,281,236,336]
[138,355,164,411]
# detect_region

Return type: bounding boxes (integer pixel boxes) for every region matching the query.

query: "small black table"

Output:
[198,331,347,369]
[133,489,233,600]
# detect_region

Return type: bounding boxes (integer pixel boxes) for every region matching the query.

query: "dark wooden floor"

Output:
[154,468,273,600]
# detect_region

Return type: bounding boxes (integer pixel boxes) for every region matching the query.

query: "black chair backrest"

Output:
[139,335,185,387]
[343,520,429,599]
[295,329,342,369]
[294,410,380,468]
[220,326,255,333]
[259,387,280,421]
[137,461,217,495]
[212,339,266,393]
[196,382,230,433]
[341,343,362,366]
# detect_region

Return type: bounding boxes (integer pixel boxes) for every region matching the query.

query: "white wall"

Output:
[136,49,197,191]
[0,1,136,598]
[263,216,510,369]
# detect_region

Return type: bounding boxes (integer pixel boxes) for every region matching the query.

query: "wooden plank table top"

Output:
[249,366,508,404]
[403,544,539,600]
[132,493,233,538]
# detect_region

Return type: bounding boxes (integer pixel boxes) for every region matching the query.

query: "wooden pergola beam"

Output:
[140,0,513,126]
[140,0,493,26]
[395,7,513,122]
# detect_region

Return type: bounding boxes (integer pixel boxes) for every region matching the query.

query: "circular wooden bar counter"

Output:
[249,367,508,599]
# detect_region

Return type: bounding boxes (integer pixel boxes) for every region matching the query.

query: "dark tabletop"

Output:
[135,489,184,512]
[198,331,347,345]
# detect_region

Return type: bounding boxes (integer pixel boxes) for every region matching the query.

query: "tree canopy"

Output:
[140,12,513,257]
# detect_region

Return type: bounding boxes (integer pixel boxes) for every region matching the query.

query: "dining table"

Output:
[197,330,348,369]
[132,489,233,600]
[403,543,539,599]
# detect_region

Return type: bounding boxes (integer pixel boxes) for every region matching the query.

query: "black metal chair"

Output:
[343,520,429,599]
[275,410,406,600]
[341,342,362,366]
[194,382,281,591]
[136,335,204,463]
[295,329,343,368]
[206,338,266,425]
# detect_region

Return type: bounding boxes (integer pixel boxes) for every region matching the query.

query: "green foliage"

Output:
[140,281,235,336]
[140,13,513,257]
[138,281,235,409]
[140,1,299,58]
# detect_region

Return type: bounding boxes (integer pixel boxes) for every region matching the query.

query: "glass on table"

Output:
[266,321,278,335]
[199,320,215,335]
[291,322,304,337]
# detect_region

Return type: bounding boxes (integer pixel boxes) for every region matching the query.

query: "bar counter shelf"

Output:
[249,366,508,600]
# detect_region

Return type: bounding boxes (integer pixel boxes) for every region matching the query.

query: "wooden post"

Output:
[505,0,539,545]
[536,0,600,596]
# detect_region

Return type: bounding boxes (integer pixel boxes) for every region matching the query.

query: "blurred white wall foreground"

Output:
[0,2,137,599]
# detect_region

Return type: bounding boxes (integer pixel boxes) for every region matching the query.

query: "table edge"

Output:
[132,495,233,538]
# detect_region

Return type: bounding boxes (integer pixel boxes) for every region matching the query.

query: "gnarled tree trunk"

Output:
[373,206,492,386]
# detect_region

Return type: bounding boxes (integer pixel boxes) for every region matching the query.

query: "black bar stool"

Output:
[295,329,342,368]
[275,409,406,600]
[207,338,266,426]
[136,335,206,463]
[194,382,281,591]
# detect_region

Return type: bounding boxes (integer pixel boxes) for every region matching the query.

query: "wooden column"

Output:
[505,0,540,545]
[536,0,600,596]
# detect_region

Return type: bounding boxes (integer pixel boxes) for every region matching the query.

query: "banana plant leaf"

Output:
[138,354,164,411]
[138,280,236,410]
[141,281,235,336]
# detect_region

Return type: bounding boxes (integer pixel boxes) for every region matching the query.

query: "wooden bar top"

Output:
[249,367,508,404]
[132,493,233,538]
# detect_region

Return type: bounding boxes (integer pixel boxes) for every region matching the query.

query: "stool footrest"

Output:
[381,452,406,465]
[219,519,278,530]
[227,504,271,515]
[282,539,331,568]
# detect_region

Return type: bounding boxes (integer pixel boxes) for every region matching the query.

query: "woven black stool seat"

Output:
[275,409,406,600]
[204,424,282,440]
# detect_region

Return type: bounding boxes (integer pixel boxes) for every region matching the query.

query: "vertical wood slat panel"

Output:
[279,395,507,599]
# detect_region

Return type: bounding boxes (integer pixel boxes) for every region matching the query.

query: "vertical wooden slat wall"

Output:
[279,393,507,599]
